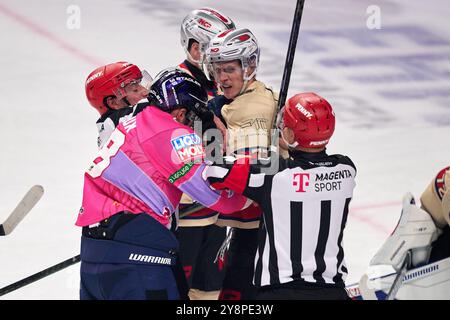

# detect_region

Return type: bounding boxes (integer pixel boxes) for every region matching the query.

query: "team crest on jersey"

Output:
[162,206,171,218]
[171,133,204,162]
[434,166,450,200]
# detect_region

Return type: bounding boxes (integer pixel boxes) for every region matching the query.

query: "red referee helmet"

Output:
[282,92,335,149]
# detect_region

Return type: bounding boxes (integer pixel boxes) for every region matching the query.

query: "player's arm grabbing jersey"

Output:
[204,150,357,288]
[76,106,249,228]
[208,80,288,228]
[421,166,450,228]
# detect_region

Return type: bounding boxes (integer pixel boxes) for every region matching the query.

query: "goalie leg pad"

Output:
[370,192,439,270]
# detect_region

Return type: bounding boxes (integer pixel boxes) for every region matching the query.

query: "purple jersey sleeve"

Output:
[141,125,248,214]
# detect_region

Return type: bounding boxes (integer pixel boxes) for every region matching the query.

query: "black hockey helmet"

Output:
[149,68,209,118]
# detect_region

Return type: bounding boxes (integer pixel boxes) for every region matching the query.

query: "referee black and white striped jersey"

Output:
[204,149,356,289]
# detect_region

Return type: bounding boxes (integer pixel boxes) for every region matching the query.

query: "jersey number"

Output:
[86,129,125,178]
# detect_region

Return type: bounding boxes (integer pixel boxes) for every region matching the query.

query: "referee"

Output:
[204,92,356,299]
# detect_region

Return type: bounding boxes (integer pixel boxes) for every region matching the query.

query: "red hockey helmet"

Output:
[85,62,142,115]
[282,92,335,149]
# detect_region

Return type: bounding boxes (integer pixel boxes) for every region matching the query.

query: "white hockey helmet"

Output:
[180,8,235,63]
[206,28,260,81]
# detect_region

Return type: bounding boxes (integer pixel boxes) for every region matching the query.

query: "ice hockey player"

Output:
[203,92,357,300]
[179,7,235,99]
[421,167,450,262]
[177,7,236,300]
[76,67,250,300]
[205,28,286,300]
[358,167,450,299]
[177,8,239,300]
[85,61,152,148]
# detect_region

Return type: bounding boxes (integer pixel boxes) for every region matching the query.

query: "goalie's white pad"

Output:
[371,192,439,269]
[349,257,450,300]
[361,193,440,295]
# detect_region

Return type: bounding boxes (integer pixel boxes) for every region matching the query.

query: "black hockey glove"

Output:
[192,103,215,123]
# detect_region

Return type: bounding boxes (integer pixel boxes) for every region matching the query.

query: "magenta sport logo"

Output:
[171,133,204,162]
[293,173,310,193]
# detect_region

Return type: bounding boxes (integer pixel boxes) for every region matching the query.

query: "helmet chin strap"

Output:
[123,97,131,107]
[287,141,299,149]
[238,80,249,96]
[186,49,203,66]
[104,96,130,111]
[280,128,299,149]
[238,67,251,96]
[239,66,257,96]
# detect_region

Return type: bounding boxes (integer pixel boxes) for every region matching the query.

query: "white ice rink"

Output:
[0,0,449,299]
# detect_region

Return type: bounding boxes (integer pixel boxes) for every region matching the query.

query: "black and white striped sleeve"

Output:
[203,157,268,203]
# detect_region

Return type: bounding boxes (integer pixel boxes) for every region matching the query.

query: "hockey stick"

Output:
[386,251,411,300]
[358,251,411,300]
[0,185,44,236]
[277,0,306,111]
[180,0,307,217]
[0,202,199,296]
[358,274,379,300]
[0,201,204,296]
[179,202,204,219]
[0,255,80,297]
[270,0,306,148]
[0,194,239,296]
[0,2,307,295]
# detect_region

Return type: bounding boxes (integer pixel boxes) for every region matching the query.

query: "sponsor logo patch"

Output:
[295,103,313,119]
[86,71,103,85]
[197,18,211,28]
[168,162,195,184]
[128,253,172,265]
[293,173,310,192]
[171,133,204,162]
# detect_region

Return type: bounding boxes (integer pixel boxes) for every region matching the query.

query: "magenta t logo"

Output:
[293,173,310,192]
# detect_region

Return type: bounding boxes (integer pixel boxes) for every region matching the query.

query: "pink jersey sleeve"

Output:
[141,124,248,214]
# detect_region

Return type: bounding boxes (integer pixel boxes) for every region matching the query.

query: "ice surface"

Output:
[0,0,449,299]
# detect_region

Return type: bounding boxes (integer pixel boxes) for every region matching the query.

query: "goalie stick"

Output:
[0,185,44,236]
[358,251,412,300]
[386,251,411,300]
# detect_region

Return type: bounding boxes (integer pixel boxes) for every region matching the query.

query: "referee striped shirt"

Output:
[205,149,356,289]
